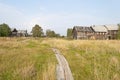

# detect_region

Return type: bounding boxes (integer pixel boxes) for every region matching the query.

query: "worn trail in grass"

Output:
[53,48,74,80]
[0,38,57,80]
[42,39,120,80]
[1,38,120,80]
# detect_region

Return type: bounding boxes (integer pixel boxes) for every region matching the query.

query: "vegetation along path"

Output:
[52,48,74,80]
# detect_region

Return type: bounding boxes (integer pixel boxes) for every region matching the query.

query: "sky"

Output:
[0,0,120,35]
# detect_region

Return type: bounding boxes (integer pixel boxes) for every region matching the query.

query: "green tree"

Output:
[46,29,56,37]
[67,28,73,38]
[32,24,43,37]
[117,24,120,39]
[55,34,60,38]
[0,23,11,37]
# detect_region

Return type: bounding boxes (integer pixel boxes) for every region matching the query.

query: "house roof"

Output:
[105,24,118,30]
[11,28,18,32]
[91,25,107,32]
[18,30,27,33]
[74,26,93,32]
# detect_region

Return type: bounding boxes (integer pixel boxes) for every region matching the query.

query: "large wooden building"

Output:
[72,24,119,40]
[91,25,108,40]
[73,26,94,39]
[105,24,118,39]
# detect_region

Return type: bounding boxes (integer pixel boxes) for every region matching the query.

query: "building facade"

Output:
[11,28,28,37]
[17,30,28,37]
[73,26,94,39]
[72,24,119,40]
[11,28,18,37]
[91,25,108,40]
[105,25,118,39]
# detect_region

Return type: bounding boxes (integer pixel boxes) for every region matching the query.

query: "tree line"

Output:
[1,23,120,39]
[32,24,61,38]
[0,23,62,38]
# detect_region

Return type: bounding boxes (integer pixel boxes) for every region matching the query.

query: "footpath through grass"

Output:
[0,38,57,80]
[1,38,120,80]
[43,39,120,80]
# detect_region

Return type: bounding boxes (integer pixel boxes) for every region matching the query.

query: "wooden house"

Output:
[11,28,18,37]
[11,28,28,37]
[104,24,118,39]
[91,25,107,40]
[72,26,94,39]
[72,24,119,40]
[17,30,28,37]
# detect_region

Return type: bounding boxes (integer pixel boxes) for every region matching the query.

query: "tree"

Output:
[46,29,56,37]
[32,24,43,37]
[55,34,60,38]
[67,28,73,38]
[117,24,120,39]
[0,23,11,37]
[46,29,61,38]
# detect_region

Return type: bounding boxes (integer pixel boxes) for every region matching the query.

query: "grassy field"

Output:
[0,38,120,80]
[42,39,120,80]
[0,38,57,80]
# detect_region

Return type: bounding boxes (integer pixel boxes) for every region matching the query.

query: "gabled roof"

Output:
[91,25,107,32]
[105,24,118,30]
[73,26,93,32]
[11,28,18,32]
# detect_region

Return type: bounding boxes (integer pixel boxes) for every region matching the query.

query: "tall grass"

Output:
[42,39,120,80]
[0,38,57,80]
[1,38,120,80]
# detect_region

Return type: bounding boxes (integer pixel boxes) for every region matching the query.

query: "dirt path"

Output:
[52,48,74,80]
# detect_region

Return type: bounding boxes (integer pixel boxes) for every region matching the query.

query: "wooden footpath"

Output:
[52,48,74,80]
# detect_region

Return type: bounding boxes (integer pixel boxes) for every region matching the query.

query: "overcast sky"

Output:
[0,0,120,35]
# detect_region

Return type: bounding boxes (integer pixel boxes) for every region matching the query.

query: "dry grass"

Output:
[42,63,56,80]
[42,39,120,80]
[0,37,57,80]
[1,38,120,80]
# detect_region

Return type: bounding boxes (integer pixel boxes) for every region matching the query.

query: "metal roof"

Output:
[105,24,119,30]
[74,26,93,32]
[91,25,107,32]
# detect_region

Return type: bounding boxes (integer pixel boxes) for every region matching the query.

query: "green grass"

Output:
[0,38,120,80]
[66,44,120,80]
[43,39,120,80]
[0,38,57,80]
